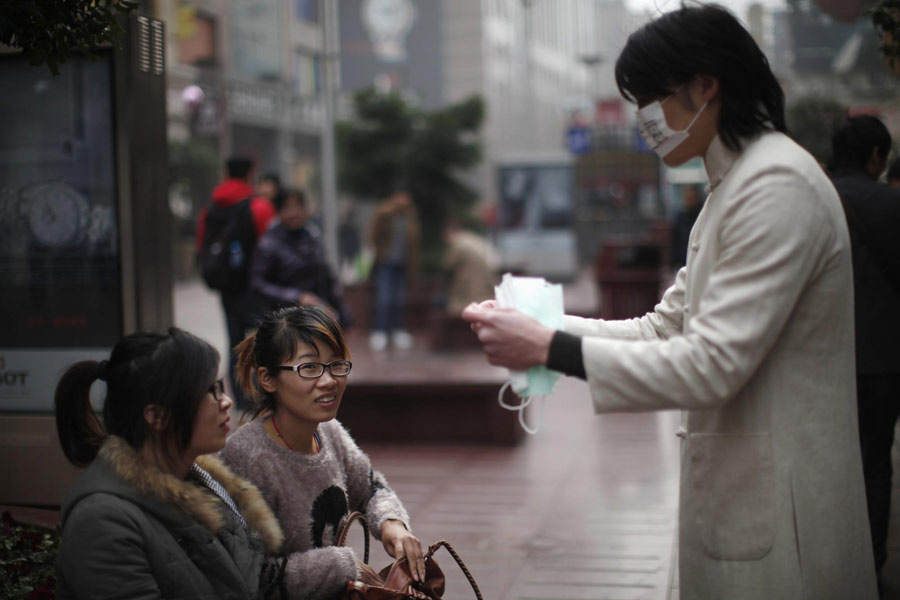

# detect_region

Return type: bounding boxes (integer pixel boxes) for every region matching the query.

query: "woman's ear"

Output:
[257,366,278,394]
[143,404,168,431]
[867,146,888,180]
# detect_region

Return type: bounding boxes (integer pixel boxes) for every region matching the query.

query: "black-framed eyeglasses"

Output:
[209,378,226,401]
[270,360,352,379]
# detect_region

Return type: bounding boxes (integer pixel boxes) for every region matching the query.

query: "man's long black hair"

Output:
[615,2,787,152]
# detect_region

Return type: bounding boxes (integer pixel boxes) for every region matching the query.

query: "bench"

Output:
[339,333,524,445]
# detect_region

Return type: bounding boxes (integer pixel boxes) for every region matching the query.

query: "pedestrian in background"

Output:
[669,183,703,271]
[257,172,281,202]
[830,115,900,583]
[443,218,499,316]
[251,187,352,326]
[53,328,285,599]
[196,156,275,411]
[464,4,876,597]
[367,189,419,351]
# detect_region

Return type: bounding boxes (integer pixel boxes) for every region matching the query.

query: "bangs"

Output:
[615,17,693,104]
[270,306,350,364]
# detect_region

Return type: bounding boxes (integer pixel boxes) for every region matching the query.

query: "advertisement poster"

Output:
[0,55,122,411]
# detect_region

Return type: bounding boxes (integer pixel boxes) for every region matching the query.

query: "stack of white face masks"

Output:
[494,273,565,434]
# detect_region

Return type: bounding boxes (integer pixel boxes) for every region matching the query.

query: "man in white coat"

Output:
[463,4,877,598]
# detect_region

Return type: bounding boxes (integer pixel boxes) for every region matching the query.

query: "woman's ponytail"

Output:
[234,333,258,401]
[54,361,108,467]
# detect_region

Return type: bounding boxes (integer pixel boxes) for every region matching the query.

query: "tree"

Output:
[787,97,848,167]
[872,0,900,75]
[0,0,139,75]
[167,138,221,236]
[337,88,485,274]
[812,0,875,22]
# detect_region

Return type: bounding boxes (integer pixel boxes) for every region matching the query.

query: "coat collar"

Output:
[96,436,283,553]
[703,134,742,192]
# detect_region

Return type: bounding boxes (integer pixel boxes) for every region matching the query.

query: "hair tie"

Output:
[97,360,109,382]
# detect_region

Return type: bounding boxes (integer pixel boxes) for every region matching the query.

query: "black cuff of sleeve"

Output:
[547,330,586,380]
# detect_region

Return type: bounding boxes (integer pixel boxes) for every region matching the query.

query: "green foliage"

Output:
[786,97,848,165]
[872,0,900,72]
[337,89,416,201]
[168,138,221,209]
[337,89,485,275]
[0,511,60,599]
[0,0,139,76]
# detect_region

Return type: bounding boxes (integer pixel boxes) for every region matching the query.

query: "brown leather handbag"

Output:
[337,512,483,600]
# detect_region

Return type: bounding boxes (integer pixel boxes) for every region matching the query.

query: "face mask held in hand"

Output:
[494,273,565,434]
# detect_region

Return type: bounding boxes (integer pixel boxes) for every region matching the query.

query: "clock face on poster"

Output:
[362,0,416,62]
[23,182,90,249]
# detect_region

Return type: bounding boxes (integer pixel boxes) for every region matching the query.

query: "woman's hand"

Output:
[298,291,324,306]
[298,292,339,321]
[381,519,425,582]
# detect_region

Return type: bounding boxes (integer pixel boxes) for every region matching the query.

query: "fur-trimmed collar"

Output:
[98,436,283,553]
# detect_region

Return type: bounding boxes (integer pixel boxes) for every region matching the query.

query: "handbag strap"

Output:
[338,515,483,599]
[425,540,483,600]
[336,510,370,564]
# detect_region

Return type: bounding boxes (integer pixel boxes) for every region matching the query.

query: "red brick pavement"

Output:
[347,376,682,600]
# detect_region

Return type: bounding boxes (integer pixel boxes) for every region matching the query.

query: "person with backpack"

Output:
[196,156,276,411]
[829,115,900,585]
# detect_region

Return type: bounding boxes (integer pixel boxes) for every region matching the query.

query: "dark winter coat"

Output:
[831,168,900,375]
[56,436,284,600]
[251,220,352,326]
[194,178,276,254]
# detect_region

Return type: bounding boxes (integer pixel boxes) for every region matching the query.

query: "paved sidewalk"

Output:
[357,388,681,600]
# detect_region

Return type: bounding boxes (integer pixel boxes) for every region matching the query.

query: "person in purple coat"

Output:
[250,188,352,327]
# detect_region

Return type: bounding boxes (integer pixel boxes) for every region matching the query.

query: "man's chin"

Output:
[661,153,691,167]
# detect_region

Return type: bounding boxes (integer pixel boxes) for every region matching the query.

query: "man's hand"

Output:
[298,292,340,322]
[461,303,555,370]
[381,520,425,582]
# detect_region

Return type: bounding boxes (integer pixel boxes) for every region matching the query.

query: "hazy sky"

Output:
[625,0,787,22]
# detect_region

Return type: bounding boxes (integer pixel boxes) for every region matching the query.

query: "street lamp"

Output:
[320,0,339,272]
[521,0,539,147]
[579,52,604,106]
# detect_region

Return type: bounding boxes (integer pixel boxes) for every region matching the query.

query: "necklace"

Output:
[270,415,319,454]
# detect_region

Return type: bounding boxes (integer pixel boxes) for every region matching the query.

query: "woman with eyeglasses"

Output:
[221,305,424,599]
[54,327,291,599]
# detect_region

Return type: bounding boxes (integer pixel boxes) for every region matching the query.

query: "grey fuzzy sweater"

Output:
[220,418,410,599]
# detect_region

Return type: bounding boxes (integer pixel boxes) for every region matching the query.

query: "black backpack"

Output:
[199,198,256,294]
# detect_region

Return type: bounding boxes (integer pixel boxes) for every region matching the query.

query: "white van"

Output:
[495,157,578,281]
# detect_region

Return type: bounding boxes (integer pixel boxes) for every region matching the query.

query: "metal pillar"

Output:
[320,0,340,272]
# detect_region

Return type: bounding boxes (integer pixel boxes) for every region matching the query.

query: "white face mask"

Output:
[636,91,708,158]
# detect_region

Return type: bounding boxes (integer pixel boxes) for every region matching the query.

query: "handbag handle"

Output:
[336,510,370,564]
[338,513,483,600]
[424,540,483,600]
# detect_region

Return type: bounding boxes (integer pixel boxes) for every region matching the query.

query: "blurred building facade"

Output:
[152,0,328,276]
[337,0,636,202]
[157,0,325,177]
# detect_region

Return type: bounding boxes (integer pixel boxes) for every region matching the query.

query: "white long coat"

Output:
[564,132,876,599]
